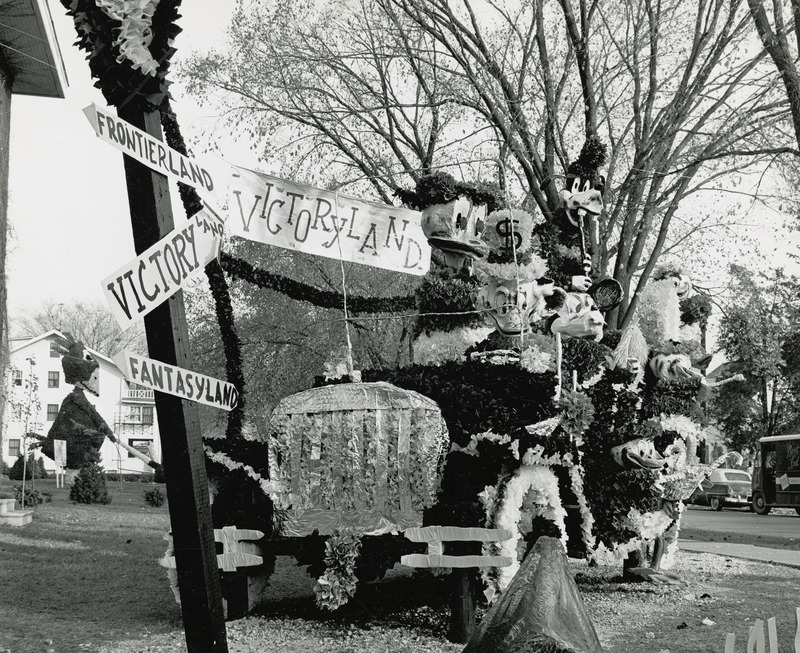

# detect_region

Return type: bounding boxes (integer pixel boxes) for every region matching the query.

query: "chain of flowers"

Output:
[94,0,162,75]
[220,252,416,314]
[203,445,278,497]
[314,529,362,610]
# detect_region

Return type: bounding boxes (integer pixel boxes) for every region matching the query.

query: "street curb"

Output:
[679,540,800,570]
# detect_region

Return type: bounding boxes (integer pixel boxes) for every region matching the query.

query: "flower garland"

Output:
[221,252,417,314]
[314,529,362,610]
[204,445,279,497]
[484,464,567,597]
[414,327,494,365]
[394,171,506,213]
[522,444,596,554]
[60,0,180,112]
[95,0,162,75]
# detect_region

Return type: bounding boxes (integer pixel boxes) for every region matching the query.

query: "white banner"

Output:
[113,351,239,411]
[83,103,220,195]
[228,165,430,275]
[54,440,67,467]
[102,204,224,329]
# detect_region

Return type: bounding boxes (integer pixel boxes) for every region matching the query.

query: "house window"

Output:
[8,439,20,457]
[11,369,22,386]
[124,405,155,424]
[50,341,61,357]
[48,371,60,388]
[46,404,59,421]
[127,439,153,458]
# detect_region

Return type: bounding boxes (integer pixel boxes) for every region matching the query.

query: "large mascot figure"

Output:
[40,334,159,474]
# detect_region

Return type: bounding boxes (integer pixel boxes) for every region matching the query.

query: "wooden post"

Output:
[116,104,227,652]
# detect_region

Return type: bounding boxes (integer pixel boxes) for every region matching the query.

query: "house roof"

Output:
[1,0,68,98]
[10,329,116,367]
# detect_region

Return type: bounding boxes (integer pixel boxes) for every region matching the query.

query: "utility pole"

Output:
[116,104,228,653]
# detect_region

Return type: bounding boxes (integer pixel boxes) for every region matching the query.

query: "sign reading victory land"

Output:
[229,165,431,276]
[83,103,219,195]
[102,205,224,329]
[114,351,239,411]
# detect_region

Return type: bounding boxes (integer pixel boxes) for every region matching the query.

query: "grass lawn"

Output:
[0,477,181,653]
[1,475,798,653]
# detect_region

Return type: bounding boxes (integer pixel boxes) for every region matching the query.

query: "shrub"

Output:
[143,487,166,507]
[14,486,50,507]
[8,455,47,480]
[70,451,112,505]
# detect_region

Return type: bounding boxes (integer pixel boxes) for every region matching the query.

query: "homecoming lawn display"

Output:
[55,1,747,651]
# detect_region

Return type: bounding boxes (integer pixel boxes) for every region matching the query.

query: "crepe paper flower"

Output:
[625,507,673,541]
[488,464,568,596]
[559,390,595,438]
[519,344,555,373]
[96,0,162,76]
[413,327,494,365]
[473,255,549,285]
[314,529,362,610]
[204,445,279,497]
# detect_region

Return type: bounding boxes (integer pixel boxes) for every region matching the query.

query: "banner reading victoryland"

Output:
[228,165,431,276]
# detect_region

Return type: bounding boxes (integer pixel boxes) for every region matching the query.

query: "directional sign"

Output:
[114,351,239,411]
[102,204,224,329]
[83,103,220,195]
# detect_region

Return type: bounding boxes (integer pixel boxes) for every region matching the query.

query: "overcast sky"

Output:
[8,1,800,333]
[6,0,238,323]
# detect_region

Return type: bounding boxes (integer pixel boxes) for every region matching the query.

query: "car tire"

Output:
[709,496,722,511]
[752,493,771,515]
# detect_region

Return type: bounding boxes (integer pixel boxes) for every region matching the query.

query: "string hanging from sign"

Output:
[333,190,358,381]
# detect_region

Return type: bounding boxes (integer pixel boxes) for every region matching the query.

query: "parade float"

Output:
[48,1,748,650]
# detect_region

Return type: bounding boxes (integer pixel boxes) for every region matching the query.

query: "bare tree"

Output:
[182,0,793,330]
[747,0,800,153]
[11,300,145,357]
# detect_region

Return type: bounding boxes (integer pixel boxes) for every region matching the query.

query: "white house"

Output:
[3,330,161,475]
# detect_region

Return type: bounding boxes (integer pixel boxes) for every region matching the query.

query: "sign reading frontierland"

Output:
[83,103,219,194]
[101,204,224,329]
[229,165,431,275]
[114,351,239,411]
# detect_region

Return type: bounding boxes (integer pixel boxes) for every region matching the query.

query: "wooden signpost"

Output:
[116,104,228,653]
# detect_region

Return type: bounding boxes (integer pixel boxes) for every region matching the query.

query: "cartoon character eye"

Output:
[518,291,528,310]
[582,178,592,193]
[570,177,582,194]
[494,288,510,313]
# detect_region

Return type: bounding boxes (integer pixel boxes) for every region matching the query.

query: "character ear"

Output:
[544,286,567,311]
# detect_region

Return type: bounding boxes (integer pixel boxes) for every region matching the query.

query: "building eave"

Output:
[2,0,68,98]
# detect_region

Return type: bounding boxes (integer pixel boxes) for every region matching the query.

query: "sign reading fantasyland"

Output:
[83,103,219,194]
[114,351,239,411]
[102,205,224,329]
[229,165,431,276]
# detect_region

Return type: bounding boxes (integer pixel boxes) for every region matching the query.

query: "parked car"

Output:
[751,434,800,515]
[689,468,752,511]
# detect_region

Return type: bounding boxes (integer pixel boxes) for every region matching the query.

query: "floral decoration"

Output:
[413,327,494,366]
[60,0,181,111]
[314,529,362,610]
[519,335,557,373]
[485,464,567,597]
[95,0,162,75]
[221,252,416,314]
[394,171,506,214]
[559,390,595,441]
